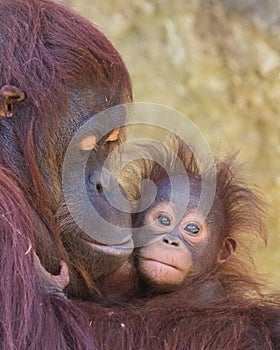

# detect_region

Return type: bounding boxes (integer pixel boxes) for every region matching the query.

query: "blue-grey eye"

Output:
[184,223,200,235]
[158,215,171,226]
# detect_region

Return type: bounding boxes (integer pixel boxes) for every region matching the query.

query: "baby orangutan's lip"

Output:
[140,256,181,271]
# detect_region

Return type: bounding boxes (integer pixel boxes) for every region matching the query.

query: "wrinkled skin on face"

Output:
[134,176,236,293]
[30,88,134,300]
[38,97,135,299]
[57,141,134,299]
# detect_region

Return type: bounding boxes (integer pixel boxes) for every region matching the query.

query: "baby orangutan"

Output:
[133,172,236,294]
[125,142,269,300]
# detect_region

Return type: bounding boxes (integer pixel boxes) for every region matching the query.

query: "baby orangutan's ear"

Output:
[0,85,25,118]
[217,237,236,264]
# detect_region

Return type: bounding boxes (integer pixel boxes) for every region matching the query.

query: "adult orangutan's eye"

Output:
[183,223,200,235]
[79,135,96,151]
[157,215,171,226]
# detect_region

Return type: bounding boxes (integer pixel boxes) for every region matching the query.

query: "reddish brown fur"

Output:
[0,167,94,349]
[0,0,132,348]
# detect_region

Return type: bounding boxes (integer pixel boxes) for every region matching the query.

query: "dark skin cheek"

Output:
[191,240,219,275]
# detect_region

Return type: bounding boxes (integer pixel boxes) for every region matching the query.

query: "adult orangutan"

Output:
[85,143,280,350]
[0,0,134,348]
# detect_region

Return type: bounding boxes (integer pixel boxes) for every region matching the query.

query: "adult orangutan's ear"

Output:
[0,85,25,118]
[217,237,237,264]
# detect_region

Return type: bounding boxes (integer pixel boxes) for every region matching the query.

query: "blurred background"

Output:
[60,0,280,288]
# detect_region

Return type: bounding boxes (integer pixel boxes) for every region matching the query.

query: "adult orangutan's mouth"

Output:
[82,237,134,255]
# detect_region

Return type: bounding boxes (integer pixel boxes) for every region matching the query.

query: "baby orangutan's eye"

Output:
[183,223,200,235]
[157,215,171,227]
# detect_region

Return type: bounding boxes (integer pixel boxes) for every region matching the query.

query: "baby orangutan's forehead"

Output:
[153,175,224,226]
[155,175,202,205]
